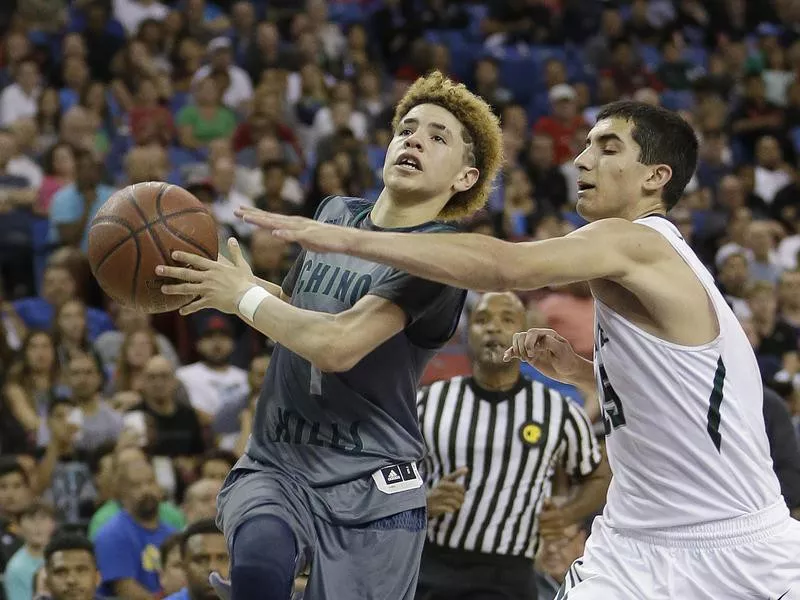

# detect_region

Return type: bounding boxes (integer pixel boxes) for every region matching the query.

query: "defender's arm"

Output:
[340,218,645,292]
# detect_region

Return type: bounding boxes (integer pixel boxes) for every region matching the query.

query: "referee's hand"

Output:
[427,467,469,519]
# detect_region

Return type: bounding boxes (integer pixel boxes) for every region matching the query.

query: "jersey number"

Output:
[598,362,626,435]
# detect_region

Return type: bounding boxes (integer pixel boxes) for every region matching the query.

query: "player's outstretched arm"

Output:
[158,238,406,372]
[238,209,647,292]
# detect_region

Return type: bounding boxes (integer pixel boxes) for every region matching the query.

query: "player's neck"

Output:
[472,363,520,392]
[629,206,666,221]
[371,189,445,228]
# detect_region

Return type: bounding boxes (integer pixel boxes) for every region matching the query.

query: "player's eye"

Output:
[432,135,445,144]
[399,129,412,136]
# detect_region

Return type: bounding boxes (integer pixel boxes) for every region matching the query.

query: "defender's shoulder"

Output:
[568,217,668,262]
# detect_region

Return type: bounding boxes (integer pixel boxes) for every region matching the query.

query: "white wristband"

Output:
[237,286,270,323]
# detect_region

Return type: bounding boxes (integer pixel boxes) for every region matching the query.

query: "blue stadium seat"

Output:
[465,3,489,41]
[683,46,708,69]
[168,146,205,171]
[498,53,542,105]
[329,3,370,25]
[638,45,662,69]
[526,92,551,123]
[105,134,134,179]
[790,127,800,154]
[660,90,695,111]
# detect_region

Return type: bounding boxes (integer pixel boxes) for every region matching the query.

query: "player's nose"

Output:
[573,147,591,171]
[403,134,423,151]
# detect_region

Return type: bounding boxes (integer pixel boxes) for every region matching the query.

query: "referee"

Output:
[415,293,610,600]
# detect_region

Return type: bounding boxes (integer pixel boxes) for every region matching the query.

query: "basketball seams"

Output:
[127,185,171,265]
[89,216,138,273]
[155,184,216,259]
[88,215,142,305]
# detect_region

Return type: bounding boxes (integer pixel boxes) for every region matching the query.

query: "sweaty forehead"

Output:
[589,117,636,145]
[401,103,464,135]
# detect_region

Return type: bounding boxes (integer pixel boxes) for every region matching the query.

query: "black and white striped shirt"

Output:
[418,375,601,558]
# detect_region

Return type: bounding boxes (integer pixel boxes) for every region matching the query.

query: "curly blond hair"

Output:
[392,71,503,221]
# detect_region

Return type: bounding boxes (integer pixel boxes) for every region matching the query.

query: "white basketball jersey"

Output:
[595,215,782,531]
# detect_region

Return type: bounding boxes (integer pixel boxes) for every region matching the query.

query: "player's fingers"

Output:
[178,297,207,316]
[238,207,298,230]
[515,332,530,361]
[524,330,546,358]
[171,250,216,269]
[161,283,204,296]
[442,467,469,481]
[155,265,205,281]
[227,237,245,265]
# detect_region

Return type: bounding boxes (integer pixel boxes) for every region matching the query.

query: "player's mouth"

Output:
[395,152,423,172]
[577,181,595,194]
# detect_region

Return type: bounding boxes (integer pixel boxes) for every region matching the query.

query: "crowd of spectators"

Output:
[1,0,800,599]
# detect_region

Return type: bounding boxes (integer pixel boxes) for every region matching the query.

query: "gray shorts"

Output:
[217,465,426,600]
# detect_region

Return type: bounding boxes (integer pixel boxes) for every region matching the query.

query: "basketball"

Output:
[87,182,218,314]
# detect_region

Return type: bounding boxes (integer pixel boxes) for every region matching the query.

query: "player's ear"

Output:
[643,164,672,194]
[452,166,480,194]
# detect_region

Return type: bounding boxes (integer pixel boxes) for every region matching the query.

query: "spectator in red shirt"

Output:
[533,84,587,165]
[129,78,175,146]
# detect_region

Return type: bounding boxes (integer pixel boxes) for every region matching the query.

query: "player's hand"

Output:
[503,328,582,383]
[538,498,574,540]
[427,467,469,519]
[234,207,356,254]
[158,237,254,316]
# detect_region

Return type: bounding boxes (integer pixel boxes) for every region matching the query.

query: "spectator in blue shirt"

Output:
[12,264,113,341]
[43,533,102,600]
[48,149,116,253]
[164,518,229,600]
[3,501,55,600]
[93,456,176,598]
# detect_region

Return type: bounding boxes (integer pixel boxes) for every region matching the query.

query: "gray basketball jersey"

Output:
[242,196,466,525]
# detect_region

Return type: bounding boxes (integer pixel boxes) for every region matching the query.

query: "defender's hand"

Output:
[235,207,356,254]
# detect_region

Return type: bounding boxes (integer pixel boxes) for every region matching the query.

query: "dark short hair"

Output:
[595,100,698,210]
[160,532,184,567]
[180,518,223,557]
[0,456,29,486]
[44,534,96,565]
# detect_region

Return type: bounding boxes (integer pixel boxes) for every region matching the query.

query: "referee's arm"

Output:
[540,400,611,539]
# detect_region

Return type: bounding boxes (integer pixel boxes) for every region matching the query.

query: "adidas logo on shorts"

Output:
[372,462,423,495]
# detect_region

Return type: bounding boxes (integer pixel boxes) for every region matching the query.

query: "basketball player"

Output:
[239,101,800,599]
[156,71,502,599]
